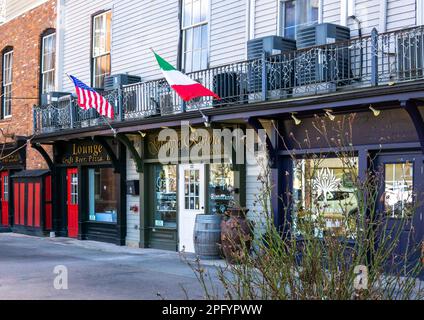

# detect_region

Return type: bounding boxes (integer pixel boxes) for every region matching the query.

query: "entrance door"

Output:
[67,168,79,238]
[0,171,9,226]
[377,154,423,268]
[178,164,205,253]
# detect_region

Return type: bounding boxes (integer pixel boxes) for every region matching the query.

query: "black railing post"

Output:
[69,96,75,129]
[118,87,124,121]
[261,51,268,101]
[371,28,379,86]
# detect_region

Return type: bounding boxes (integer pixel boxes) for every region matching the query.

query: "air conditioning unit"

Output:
[104,74,141,91]
[397,33,424,81]
[41,92,72,107]
[159,92,174,115]
[212,72,244,107]
[247,36,296,102]
[294,23,350,96]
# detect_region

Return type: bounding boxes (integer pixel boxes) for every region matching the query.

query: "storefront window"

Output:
[384,163,414,218]
[88,168,117,223]
[209,164,235,215]
[154,165,177,228]
[292,157,359,238]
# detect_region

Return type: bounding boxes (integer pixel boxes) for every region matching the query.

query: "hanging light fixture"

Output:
[291,113,301,125]
[369,105,381,117]
[138,131,147,138]
[324,109,336,121]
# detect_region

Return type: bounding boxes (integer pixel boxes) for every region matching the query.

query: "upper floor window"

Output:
[41,31,56,94]
[92,10,111,88]
[2,49,13,118]
[182,0,209,72]
[280,0,319,39]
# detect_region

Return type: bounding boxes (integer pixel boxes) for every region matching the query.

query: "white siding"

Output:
[323,0,341,25]
[386,0,416,31]
[209,0,247,65]
[62,0,112,92]
[112,0,180,81]
[126,136,141,247]
[254,0,278,38]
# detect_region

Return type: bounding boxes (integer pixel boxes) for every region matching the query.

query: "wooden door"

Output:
[67,168,79,238]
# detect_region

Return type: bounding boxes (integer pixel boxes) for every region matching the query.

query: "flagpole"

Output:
[66,73,117,137]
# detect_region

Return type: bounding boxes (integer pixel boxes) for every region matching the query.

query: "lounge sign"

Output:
[58,141,112,165]
[0,151,22,167]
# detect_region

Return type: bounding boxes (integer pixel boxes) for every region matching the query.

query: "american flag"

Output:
[69,75,114,119]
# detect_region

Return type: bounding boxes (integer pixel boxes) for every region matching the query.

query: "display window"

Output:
[154,164,177,228]
[208,163,236,215]
[88,167,118,223]
[292,157,359,238]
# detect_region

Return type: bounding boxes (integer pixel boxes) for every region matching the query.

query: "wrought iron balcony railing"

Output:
[33,26,424,135]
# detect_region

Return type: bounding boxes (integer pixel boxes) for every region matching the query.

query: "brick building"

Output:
[0,0,56,232]
[0,0,56,170]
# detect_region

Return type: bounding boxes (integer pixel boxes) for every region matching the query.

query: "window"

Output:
[3,175,8,201]
[209,164,236,214]
[182,0,209,72]
[154,165,177,228]
[41,32,56,94]
[70,172,78,205]
[184,168,201,210]
[292,157,359,238]
[88,168,117,223]
[92,11,112,88]
[384,163,414,218]
[280,0,319,39]
[2,50,13,118]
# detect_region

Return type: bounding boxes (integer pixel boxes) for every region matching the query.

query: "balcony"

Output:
[33,26,424,135]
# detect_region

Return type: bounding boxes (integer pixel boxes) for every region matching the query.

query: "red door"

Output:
[1,171,9,226]
[67,168,79,238]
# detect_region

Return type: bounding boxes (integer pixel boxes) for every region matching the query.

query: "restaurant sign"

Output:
[57,141,113,165]
[0,151,23,168]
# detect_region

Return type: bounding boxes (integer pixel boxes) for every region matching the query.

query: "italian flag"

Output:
[153,51,220,102]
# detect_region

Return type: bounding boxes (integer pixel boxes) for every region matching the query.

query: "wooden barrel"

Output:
[193,214,222,259]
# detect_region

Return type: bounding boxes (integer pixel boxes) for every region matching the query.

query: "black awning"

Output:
[12,170,50,178]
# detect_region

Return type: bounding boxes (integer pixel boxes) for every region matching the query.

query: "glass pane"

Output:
[193,0,201,24]
[209,164,235,214]
[284,0,296,39]
[154,165,177,228]
[200,0,208,22]
[384,163,414,218]
[88,168,117,223]
[292,157,359,238]
[183,0,192,27]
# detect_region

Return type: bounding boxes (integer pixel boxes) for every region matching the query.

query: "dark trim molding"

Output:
[116,133,144,173]
[92,136,121,173]
[31,143,54,171]
[247,117,277,168]
[402,99,424,154]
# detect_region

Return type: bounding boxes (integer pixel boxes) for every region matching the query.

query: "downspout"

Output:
[348,15,363,79]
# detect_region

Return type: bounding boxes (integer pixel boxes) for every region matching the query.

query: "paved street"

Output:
[0,233,223,300]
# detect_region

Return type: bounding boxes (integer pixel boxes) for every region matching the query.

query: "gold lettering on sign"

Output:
[72,144,103,157]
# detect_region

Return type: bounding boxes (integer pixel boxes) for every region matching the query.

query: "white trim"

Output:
[418,0,424,26]
[56,0,65,91]
[379,0,387,32]
[318,0,323,23]
[2,50,13,118]
[347,0,355,17]
[340,0,348,26]
[246,0,255,40]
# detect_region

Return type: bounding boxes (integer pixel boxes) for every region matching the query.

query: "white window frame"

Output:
[92,10,112,88]
[182,0,210,73]
[278,0,321,39]
[418,0,424,26]
[2,50,13,118]
[41,32,56,94]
